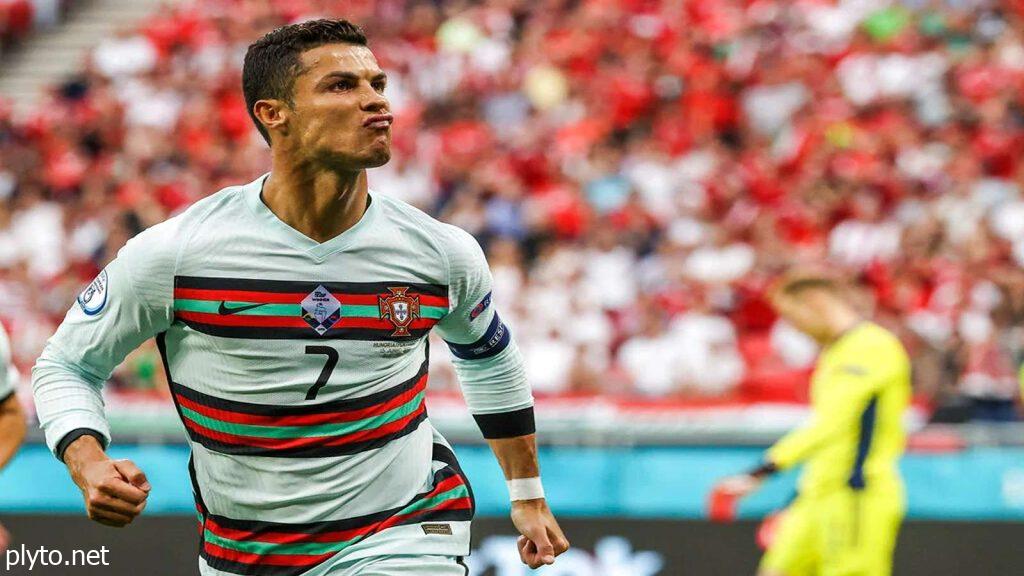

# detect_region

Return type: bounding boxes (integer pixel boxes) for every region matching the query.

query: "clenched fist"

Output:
[64,435,150,527]
[511,499,570,569]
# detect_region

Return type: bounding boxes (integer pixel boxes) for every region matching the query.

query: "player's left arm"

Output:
[434,225,569,569]
[0,329,25,471]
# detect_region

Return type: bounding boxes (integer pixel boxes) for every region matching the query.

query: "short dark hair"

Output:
[242,19,368,145]
[780,276,839,295]
[773,272,844,298]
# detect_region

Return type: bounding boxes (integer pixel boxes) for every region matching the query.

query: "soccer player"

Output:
[32,19,568,575]
[713,273,910,576]
[0,323,27,551]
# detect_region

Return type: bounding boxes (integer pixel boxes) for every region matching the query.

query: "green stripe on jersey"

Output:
[174,300,299,316]
[174,299,448,319]
[201,484,470,556]
[179,391,425,439]
[396,484,471,517]
[204,530,357,557]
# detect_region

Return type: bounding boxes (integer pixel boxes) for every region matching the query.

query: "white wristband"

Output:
[507,477,545,502]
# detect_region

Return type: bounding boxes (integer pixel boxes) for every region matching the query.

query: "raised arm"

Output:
[433,225,569,569]
[31,222,177,526]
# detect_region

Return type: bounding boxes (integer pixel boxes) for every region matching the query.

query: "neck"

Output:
[262,157,369,243]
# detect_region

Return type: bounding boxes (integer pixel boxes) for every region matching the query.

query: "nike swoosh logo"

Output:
[218,302,267,315]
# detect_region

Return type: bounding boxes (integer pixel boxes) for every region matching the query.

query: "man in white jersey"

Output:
[32,19,568,575]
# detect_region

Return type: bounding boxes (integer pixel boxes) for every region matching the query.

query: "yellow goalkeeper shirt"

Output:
[767,322,911,496]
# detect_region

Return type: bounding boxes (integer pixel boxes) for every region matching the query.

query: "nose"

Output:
[360,82,388,113]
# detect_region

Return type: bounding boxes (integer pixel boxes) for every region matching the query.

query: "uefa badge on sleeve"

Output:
[77,270,109,316]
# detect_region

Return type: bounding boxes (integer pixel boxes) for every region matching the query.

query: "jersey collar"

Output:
[242,172,381,262]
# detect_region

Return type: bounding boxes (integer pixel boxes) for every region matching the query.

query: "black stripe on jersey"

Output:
[200,507,476,576]
[175,321,431,341]
[170,358,428,417]
[175,275,448,297]
[185,410,429,458]
[205,461,466,535]
[198,446,474,575]
[431,443,476,517]
[200,558,309,576]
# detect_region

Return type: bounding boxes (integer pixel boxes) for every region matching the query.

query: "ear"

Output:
[253,99,290,140]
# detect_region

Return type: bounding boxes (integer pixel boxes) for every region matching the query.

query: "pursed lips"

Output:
[363,114,394,129]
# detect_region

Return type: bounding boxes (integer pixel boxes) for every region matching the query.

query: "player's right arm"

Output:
[764,346,892,471]
[31,222,177,527]
[715,335,899,499]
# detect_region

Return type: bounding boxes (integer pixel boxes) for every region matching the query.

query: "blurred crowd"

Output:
[2,0,1024,421]
[0,0,73,54]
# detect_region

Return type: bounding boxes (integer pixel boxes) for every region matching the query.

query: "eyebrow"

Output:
[319,71,388,84]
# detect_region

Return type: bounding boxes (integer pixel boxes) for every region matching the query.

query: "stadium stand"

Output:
[0,0,1022,426]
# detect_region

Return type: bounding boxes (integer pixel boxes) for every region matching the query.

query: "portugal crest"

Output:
[379,287,421,337]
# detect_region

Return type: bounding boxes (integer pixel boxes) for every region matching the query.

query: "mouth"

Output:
[363,114,393,130]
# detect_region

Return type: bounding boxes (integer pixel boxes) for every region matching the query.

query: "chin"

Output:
[363,148,391,168]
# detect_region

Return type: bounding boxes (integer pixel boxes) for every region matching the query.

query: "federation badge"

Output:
[301,285,342,335]
[469,291,492,321]
[379,287,421,337]
[77,269,109,316]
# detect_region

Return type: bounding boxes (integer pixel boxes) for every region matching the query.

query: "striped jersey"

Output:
[32,173,533,575]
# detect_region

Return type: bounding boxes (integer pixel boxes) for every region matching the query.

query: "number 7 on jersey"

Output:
[305,345,339,400]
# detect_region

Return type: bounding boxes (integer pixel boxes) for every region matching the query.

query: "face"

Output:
[268,43,393,169]
[771,289,833,343]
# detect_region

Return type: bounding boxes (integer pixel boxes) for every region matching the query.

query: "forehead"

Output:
[298,43,381,78]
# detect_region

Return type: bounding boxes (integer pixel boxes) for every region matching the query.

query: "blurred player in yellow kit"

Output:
[714,273,911,576]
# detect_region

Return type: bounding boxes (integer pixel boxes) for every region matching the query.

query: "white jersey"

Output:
[33,173,533,575]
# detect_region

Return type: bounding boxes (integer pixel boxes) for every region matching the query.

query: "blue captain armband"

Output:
[445,313,511,360]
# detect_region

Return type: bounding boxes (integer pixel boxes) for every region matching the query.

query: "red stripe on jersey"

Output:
[173,288,449,308]
[175,310,439,330]
[203,474,466,546]
[376,496,474,533]
[174,373,427,426]
[181,403,426,449]
[205,520,369,546]
[202,541,332,567]
[176,311,308,327]
[332,317,438,330]
[174,288,304,304]
[340,293,449,308]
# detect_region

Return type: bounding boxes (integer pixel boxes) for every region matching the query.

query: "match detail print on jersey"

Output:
[198,444,475,576]
[172,276,449,340]
[170,358,430,458]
